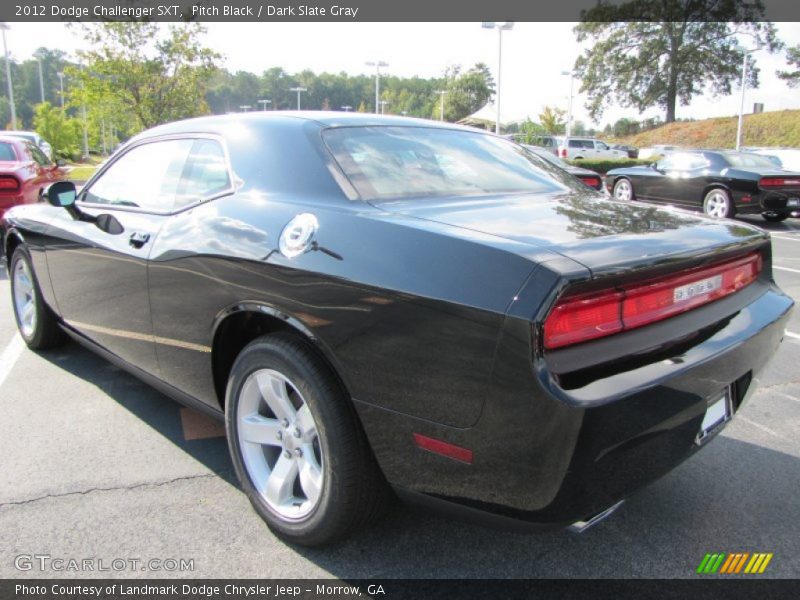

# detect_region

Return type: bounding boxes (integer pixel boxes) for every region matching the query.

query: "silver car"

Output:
[3,130,53,160]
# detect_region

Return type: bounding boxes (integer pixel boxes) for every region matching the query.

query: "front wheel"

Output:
[702,189,733,219]
[225,335,388,546]
[613,178,635,202]
[762,212,788,223]
[10,247,66,349]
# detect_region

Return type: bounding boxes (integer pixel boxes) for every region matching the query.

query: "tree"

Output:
[70,23,220,131]
[538,106,566,134]
[573,1,781,123]
[32,102,82,159]
[438,63,495,122]
[777,45,800,87]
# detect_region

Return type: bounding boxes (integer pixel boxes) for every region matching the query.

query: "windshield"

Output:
[324,126,569,201]
[722,152,782,169]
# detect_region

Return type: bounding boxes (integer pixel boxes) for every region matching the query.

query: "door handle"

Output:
[129,231,151,248]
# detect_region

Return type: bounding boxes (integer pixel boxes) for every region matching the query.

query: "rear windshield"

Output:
[723,152,784,169]
[0,143,16,161]
[323,126,567,201]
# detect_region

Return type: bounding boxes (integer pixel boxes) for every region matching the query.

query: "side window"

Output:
[0,142,17,161]
[569,139,581,148]
[174,139,232,210]
[595,141,609,150]
[84,139,194,212]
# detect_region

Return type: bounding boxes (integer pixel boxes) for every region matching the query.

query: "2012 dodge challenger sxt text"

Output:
[3,113,793,546]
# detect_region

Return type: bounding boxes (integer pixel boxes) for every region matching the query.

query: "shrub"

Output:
[566,158,652,174]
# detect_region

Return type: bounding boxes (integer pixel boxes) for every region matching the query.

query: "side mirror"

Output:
[46,181,77,208]
[55,158,66,167]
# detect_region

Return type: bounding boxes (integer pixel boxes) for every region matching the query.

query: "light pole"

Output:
[289,86,307,110]
[239,105,251,112]
[257,99,272,111]
[736,46,760,151]
[482,22,514,134]
[57,71,64,108]
[365,60,388,114]
[436,90,447,121]
[37,58,44,103]
[340,105,352,112]
[0,23,17,129]
[561,70,574,138]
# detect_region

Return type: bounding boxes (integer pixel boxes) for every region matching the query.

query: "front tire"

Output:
[10,247,66,349]
[613,178,635,202]
[225,335,388,546]
[703,189,733,219]
[762,212,788,223]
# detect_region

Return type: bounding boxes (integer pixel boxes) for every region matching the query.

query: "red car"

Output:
[0,135,66,218]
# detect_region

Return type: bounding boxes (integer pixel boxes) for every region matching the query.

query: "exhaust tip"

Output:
[568,500,625,534]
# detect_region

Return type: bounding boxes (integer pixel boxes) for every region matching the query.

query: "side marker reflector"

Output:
[413,433,473,464]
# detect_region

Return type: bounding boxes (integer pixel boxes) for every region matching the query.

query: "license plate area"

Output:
[695,387,733,446]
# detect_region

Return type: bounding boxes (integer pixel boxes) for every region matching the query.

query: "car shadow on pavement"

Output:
[291,436,800,578]
[33,339,800,578]
[737,214,800,233]
[37,339,237,486]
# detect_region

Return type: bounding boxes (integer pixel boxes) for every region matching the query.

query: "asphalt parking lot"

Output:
[0,216,798,580]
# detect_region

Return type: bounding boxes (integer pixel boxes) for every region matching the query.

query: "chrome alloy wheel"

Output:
[613,179,633,201]
[236,369,324,520]
[704,190,730,218]
[13,259,37,337]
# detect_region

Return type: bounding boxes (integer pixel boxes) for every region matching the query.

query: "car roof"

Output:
[136,111,478,141]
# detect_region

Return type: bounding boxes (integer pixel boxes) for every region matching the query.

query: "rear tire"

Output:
[10,246,66,350]
[613,178,635,202]
[762,212,788,223]
[225,334,388,546]
[702,189,733,219]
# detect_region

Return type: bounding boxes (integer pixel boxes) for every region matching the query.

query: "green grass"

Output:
[615,109,800,149]
[65,165,97,181]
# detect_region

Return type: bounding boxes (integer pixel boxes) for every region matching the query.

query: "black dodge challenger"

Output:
[606,150,800,222]
[2,113,793,546]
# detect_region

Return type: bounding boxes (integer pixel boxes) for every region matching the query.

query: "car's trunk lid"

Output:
[372,192,768,276]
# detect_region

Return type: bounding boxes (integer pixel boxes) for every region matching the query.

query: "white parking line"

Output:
[0,333,24,387]
[774,265,800,274]
[772,235,800,242]
[786,331,800,341]
[737,415,786,440]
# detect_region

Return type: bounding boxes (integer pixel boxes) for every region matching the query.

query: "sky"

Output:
[3,21,800,128]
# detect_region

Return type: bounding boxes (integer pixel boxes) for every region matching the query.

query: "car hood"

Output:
[372,192,767,275]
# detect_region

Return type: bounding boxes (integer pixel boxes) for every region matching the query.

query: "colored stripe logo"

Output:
[697,552,773,574]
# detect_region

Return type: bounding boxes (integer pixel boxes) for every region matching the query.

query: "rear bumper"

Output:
[356,283,793,529]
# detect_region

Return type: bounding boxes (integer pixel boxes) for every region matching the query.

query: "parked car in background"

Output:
[606,150,800,222]
[4,130,53,160]
[557,137,628,160]
[2,114,793,546]
[611,143,639,159]
[524,144,604,190]
[0,135,66,219]
[743,147,800,172]
[638,144,680,161]
[526,134,562,156]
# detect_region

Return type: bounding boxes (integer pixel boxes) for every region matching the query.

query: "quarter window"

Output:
[174,139,231,210]
[84,139,194,212]
[0,143,17,161]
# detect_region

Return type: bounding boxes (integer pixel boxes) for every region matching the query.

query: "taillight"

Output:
[760,177,800,188]
[0,176,20,192]
[560,148,568,158]
[578,175,602,189]
[543,252,762,350]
